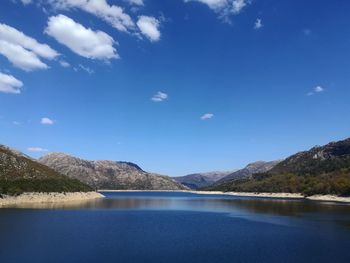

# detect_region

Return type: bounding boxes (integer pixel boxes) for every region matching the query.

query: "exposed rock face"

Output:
[217,161,281,183]
[39,153,187,190]
[270,138,350,175]
[173,171,234,189]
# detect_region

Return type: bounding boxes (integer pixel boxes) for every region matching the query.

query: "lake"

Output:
[1,191,350,263]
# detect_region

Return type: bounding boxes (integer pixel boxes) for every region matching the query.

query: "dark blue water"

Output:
[1,192,350,263]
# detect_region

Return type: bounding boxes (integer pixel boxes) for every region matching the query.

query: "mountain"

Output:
[0,145,92,195]
[176,161,280,190]
[217,161,281,183]
[269,139,350,175]
[173,171,233,189]
[39,153,187,190]
[208,138,350,196]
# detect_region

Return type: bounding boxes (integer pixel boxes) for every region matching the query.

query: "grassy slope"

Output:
[0,146,92,195]
[207,170,350,196]
[206,139,350,196]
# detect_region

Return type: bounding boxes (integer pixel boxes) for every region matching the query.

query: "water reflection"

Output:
[3,197,169,209]
[2,192,350,263]
[3,192,350,230]
[5,192,350,218]
[207,198,350,217]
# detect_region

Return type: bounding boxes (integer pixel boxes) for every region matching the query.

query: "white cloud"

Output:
[27,147,48,152]
[21,1,161,44]
[78,64,94,74]
[59,60,70,67]
[200,113,214,120]
[254,18,262,29]
[40,117,55,125]
[13,121,21,125]
[0,41,49,71]
[20,0,32,5]
[185,0,227,10]
[231,0,247,14]
[45,14,118,60]
[137,16,161,42]
[126,0,144,6]
[151,91,168,102]
[0,72,23,94]
[0,23,59,59]
[185,0,250,19]
[314,86,324,93]
[0,23,58,71]
[47,0,135,32]
[307,85,325,96]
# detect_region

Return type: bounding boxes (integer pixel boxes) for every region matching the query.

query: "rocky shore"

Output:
[0,192,104,207]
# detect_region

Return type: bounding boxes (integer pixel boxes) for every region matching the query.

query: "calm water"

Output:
[1,192,350,263]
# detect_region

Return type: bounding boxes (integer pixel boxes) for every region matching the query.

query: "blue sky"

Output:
[0,0,350,176]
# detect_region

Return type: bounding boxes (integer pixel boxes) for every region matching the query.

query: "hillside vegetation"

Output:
[206,138,350,196]
[0,145,92,195]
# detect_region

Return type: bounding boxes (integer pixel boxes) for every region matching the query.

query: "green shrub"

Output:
[0,178,92,196]
[206,171,350,197]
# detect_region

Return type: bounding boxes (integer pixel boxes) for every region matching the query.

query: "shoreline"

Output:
[191,191,350,203]
[99,189,350,203]
[0,191,104,207]
[189,191,304,199]
[1,190,349,207]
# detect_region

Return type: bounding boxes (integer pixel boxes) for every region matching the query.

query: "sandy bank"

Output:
[189,191,304,199]
[99,190,350,203]
[0,192,104,207]
[306,195,350,203]
[98,189,190,192]
[192,191,350,203]
[98,189,303,198]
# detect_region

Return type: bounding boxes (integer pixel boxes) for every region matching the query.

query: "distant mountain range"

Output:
[217,161,281,183]
[0,145,91,195]
[39,153,187,190]
[208,138,350,196]
[2,137,350,196]
[174,161,280,190]
[172,171,233,189]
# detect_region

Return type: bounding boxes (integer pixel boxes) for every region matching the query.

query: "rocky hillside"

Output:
[270,138,350,175]
[39,153,187,190]
[217,161,280,183]
[173,171,233,189]
[207,138,350,196]
[0,145,92,195]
